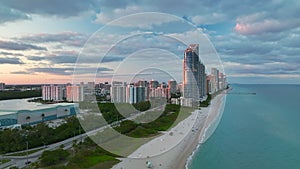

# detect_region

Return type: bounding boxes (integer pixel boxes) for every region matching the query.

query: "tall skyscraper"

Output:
[183,44,206,101]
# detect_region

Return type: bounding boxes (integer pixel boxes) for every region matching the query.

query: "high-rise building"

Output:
[134,86,146,103]
[149,79,159,89]
[211,68,220,93]
[199,63,206,98]
[66,85,84,102]
[110,84,126,103]
[0,83,5,90]
[42,85,63,101]
[168,79,177,94]
[183,44,206,102]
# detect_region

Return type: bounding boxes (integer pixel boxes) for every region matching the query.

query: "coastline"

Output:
[112,92,226,169]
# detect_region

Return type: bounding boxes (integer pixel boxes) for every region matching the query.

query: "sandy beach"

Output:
[112,93,226,169]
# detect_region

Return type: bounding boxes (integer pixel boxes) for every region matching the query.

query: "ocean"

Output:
[188,84,300,169]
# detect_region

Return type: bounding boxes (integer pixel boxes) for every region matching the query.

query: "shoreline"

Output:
[185,92,227,169]
[112,92,226,169]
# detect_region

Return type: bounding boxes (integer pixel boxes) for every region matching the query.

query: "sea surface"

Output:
[188,84,300,169]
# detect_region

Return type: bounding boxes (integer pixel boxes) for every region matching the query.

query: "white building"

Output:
[66,85,84,102]
[110,85,126,103]
[42,85,63,101]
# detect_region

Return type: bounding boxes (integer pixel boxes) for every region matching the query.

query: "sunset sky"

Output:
[0,0,299,84]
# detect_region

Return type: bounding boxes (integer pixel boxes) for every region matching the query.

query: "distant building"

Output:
[149,87,167,98]
[133,86,146,103]
[149,80,159,89]
[0,83,5,90]
[66,85,84,102]
[206,75,213,94]
[42,85,63,101]
[168,79,177,94]
[110,83,126,103]
[211,68,219,93]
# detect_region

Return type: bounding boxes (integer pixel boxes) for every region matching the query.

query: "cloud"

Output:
[224,61,300,77]
[0,0,98,18]
[28,67,74,75]
[235,19,300,35]
[29,67,113,75]
[0,5,30,23]
[234,10,300,35]
[0,40,47,51]
[10,71,31,74]
[0,57,24,64]
[191,13,227,25]
[27,54,77,64]
[18,31,88,47]
[94,8,178,28]
[0,51,23,56]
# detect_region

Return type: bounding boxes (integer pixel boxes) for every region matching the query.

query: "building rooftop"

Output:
[0,98,76,115]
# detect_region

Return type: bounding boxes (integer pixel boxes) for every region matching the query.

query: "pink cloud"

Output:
[235,13,300,35]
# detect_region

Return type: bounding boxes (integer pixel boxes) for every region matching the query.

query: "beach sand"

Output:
[112,93,226,169]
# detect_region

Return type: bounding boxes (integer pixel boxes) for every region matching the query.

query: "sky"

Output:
[0,0,299,84]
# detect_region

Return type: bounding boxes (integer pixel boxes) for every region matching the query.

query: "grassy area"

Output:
[36,138,120,169]
[113,104,195,138]
[71,155,116,168]
[8,148,43,156]
[89,104,195,156]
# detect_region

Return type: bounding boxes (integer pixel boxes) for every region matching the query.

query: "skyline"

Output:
[0,1,300,84]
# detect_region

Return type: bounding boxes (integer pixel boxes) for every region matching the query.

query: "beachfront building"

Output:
[110,80,172,104]
[182,44,206,106]
[42,85,64,101]
[207,68,227,94]
[211,68,220,93]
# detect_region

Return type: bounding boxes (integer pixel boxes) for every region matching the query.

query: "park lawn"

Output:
[67,154,119,169]
[89,160,120,169]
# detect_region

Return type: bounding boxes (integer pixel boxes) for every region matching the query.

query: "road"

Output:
[0,104,165,169]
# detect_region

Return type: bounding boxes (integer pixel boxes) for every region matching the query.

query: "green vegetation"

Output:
[28,98,70,104]
[0,90,41,100]
[114,104,194,138]
[38,138,119,169]
[0,158,10,164]
[99,101,151,124]
[132,101,151,111]
[40,149,69,166]
[171,92,181,98]
[0,117,82,154]
[200,94,212,107]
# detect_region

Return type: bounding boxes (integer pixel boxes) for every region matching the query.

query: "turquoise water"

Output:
[189,84,300,169]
